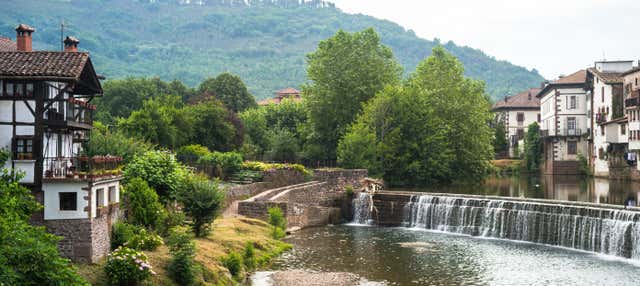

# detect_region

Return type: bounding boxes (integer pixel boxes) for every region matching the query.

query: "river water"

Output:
[257,225,640,285]
[393,175,640,206]
[252,175,640,285]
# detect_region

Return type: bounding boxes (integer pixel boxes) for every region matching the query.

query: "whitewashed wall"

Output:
[43,182,89,220]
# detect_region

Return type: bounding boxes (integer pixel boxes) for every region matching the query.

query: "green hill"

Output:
[0,0,545,101]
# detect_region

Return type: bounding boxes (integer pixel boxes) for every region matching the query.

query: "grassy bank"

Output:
[491,159,524,175]
[77,217,291,285]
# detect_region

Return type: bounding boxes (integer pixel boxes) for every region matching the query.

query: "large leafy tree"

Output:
[198,72,257,113]
[524,122,542,172]
[303,28,402,160]
[184,98,240,152]
[0,150,88,285]
[338,46,494,186]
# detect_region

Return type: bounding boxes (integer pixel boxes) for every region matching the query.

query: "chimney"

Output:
[504,96,508,102]
[528,91,532,100]
[64,36,80,52]
[15,24,35,52]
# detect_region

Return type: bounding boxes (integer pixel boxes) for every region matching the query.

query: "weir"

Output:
[353,191,640,259]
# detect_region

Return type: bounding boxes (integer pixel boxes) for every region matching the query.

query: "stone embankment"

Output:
[236,169,367,230]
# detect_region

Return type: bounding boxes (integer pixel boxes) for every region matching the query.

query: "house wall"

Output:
[504,109,539,157]
[43,181,89,220]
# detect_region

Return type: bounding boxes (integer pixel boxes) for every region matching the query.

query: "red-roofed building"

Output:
[492,88,541,158]
[258,87,302,105]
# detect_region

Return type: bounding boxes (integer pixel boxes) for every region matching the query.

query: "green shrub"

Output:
[344,185,354,197]
[178,177,225,237]
[176,144,211,163]
[242,242,256,271]
[222,252,243,280]
[123,150,190,202]
[268,207,287,239]
[111,222,138,250]
[159,210,187,237]
[241,161,313,179]
[105,247,155,286]
[198,151,243,180]
[124,178,164,229]
[125,229,163,251]
[167,226,197,286]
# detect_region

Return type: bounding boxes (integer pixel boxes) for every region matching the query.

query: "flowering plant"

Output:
[105,246,155,286]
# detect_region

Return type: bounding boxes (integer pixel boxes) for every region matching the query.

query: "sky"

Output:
[331,0,640,80]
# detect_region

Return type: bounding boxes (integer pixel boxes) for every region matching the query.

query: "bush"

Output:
[112,222,137,250]
[241,161,313,179]
[178,177,225,237]
[105,247,155,286]
[158,210,186,237]
[268,207,287,239]
[243,242,256,271]
[345,185,354,197]
[125,229,163,251]
[176,144,211,163]
[123,150,190,202]
[124,178,164,229]
[112,222,162,251]
[198,151,243,180]
[167,227,197,286]
[222,252,243,280]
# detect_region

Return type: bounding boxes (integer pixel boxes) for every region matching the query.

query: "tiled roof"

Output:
[622,67,640,76]
[276,87,300,95]
[492,88,541,110]
[587,67,624,84]
[0,51,89,79]
[0,37,16,51]
[553,70,587,84]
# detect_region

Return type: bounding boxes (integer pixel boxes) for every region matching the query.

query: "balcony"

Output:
[44,98,95,130]
[596,113,608,124]
[43,155,123,182]
[626,96,640,108]
[541,129,586,137]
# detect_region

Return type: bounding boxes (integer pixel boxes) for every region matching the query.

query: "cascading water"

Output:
[400,195,640,259]
[352,192,374,225]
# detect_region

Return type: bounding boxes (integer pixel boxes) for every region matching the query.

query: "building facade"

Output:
[491,88,541,158]
[538,70,591,174]
[624,67,640,174]
[0,24,121,263]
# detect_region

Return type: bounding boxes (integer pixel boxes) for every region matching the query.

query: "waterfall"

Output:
[352,192,374,225]
[401,195,640,259]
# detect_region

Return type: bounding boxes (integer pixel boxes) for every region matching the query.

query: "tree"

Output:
[524,122,542,172]
[198,72,257,113]
[338,46,494,186]
[184,98,240,152]
[303,28,402,160]
[177,177,225,237]
[493,115,508,155]
[0,150,88,285]
[123,151,190,202]
[85,121,154,163]
[124,178,165,229]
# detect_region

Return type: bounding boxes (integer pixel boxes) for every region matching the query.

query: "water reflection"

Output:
[392,175,640,206]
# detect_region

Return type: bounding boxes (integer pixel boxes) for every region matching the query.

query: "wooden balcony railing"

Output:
[43,156,123,181]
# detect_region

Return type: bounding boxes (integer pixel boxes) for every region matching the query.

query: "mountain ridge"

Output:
[0,0,545,101]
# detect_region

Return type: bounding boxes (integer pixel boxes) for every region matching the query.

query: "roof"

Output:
[0,51,102,94]
[587,67,624,84]
[554,70,587,84]
[622,67,640,76]
[276,87,300,96]
[492,88,541,111]
[0,37,16,51]
[537,70,587,98]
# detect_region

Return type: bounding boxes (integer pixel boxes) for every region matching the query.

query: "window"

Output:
[598,147,605,159]
[26,83,33,96]
[6,82,13,96]
[96,188,104,209]
[59,192,77,211]
[13,136,34,160]
[621,124,626,135]
[567,117,576,130]
[568,141,577,155]
[602,86,605,102]
[517,112,524,122]
[517,128,525,140]
[109,186,117,204]
[601,125,605,136]
[537,113,541,122]
[567,96,576,109]
[14,83,23,97]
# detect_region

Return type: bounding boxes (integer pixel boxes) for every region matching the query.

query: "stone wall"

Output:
[225,169,308,207]
[312,169,368,190]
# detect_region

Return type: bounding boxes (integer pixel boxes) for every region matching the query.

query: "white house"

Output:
[492,88,541,158]
[624,67,640,172]
[587,61,633,177]
[0,24,121,263]
[538,70,590,174]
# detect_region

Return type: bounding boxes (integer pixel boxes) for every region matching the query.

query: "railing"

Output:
[596,113,607,124]
[541,129,586,137]
[43,155,123,180]
[43,98,95,128]
[626,97,640,108]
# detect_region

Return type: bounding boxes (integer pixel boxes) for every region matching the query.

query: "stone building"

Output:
[492,88,541,158]
[0,24,121,263]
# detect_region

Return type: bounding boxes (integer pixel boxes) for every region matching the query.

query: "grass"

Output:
[76,217,291,285]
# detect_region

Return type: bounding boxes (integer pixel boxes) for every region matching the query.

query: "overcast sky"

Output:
[331,0,640,80]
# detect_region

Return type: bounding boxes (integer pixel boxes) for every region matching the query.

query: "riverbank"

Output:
[76,217,291,285]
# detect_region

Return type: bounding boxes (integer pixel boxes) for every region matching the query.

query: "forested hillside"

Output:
[0,0,544,100]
